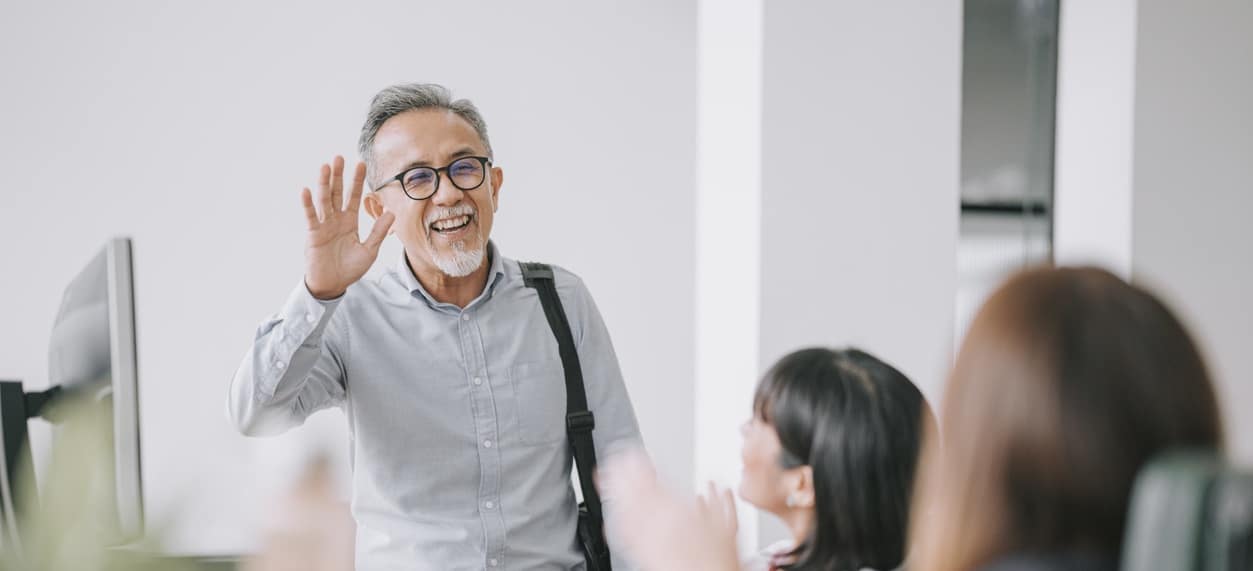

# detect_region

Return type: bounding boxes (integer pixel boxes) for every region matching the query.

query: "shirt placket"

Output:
[459,309,507,568]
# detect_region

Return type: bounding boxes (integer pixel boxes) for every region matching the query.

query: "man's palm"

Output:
[302,156,395,300]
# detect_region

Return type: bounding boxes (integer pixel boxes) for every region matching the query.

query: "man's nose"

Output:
[429,171,464,206]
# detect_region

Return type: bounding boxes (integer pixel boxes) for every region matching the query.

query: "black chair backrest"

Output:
[1121,451,1253,571]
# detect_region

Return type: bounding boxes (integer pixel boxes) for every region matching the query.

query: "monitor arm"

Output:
[0,380,67,553]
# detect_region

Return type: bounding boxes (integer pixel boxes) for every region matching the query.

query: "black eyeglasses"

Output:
[374,156,492,201]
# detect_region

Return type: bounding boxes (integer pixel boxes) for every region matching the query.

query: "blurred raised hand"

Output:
[598,448,740,571]
[242,456,355,571]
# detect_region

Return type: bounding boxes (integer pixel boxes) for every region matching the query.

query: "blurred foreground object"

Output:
[1122,451,1253,571]
[241,456,354,571]
[598,448,739,571]
[1,397,194,571]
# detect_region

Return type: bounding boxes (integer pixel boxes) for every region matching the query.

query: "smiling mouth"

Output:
[429,215,473,235]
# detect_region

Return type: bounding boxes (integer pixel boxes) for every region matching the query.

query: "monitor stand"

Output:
[0,380,61,553]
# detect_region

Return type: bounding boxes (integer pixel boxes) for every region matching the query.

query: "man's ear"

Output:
[364,192,384,220]
[489,166,504,213]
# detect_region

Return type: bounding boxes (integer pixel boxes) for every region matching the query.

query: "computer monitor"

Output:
[0,236,143,549]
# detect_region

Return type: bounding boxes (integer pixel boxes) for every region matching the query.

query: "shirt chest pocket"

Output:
[508,359,567,445]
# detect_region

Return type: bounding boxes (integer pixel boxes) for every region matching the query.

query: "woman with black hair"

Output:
[602,347,933,571]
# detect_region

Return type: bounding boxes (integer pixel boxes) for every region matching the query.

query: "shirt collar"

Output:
[395,241,507,307]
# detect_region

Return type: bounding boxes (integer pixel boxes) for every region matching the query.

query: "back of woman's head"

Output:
[911,266,1225,571]
[754,347,933,570]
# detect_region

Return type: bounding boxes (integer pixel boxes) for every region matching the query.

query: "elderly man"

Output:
[229,83,642,570]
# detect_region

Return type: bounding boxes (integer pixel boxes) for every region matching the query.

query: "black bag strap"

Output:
[519,262,611,568]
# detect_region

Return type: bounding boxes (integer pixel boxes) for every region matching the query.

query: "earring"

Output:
[785,494,798,508]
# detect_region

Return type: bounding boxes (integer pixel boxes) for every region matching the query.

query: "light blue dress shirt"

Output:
[229,242,642,570]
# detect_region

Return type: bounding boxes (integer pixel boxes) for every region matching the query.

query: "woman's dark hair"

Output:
[753,347,934,570]
[910,267,1225,571]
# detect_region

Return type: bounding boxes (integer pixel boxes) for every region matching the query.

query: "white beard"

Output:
[423,202,487,278]
[428,238,485,278]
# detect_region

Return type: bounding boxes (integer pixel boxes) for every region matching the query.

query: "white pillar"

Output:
[1053,0,1139,276]
[695,0,765,552]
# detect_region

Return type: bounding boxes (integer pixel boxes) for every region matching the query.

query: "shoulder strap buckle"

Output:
[567,410,596,434]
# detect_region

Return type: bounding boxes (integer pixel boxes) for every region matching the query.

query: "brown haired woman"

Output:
[910,266,1225,571]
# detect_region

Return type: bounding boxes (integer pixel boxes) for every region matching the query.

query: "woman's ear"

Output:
[786,463,816,508]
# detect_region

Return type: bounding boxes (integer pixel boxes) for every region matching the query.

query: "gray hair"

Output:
[357,83,493,186]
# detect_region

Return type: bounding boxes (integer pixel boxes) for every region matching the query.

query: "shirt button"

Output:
[305,312,316,324]
[274,361,286,370]
[473,377,483,386]
[484,500,494,510]
[483,439,493,448]
[489,559,498,567]
[461,313,471,321]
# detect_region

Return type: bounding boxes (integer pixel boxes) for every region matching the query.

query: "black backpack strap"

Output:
[519,262,611,569]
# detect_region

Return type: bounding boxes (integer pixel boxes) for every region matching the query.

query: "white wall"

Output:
[693,1,963,553]
[0,0,697,555]
[15,0,1238,562]
[759,0,961,432]
[1054,0,1253,465]
[754,0,961,547]
[1130,0,1253,465]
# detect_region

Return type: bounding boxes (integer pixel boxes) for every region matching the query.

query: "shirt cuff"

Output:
[277,280,342,343]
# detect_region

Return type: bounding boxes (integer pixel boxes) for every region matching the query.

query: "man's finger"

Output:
[301,188,320,228]
[317,163,333,216]
[364,211,395,251]
[348,162,367,213]
[330,156,345,213]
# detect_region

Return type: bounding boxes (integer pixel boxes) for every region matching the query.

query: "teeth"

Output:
[433,215,471,230]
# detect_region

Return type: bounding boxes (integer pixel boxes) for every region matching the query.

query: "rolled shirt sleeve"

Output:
[227,281,348,436]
